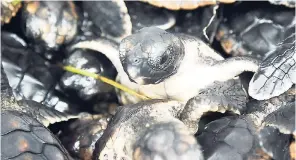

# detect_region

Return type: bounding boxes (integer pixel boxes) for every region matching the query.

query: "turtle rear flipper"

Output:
[1,110,73,160]
[180,78,248,134]
[249,32,296,100]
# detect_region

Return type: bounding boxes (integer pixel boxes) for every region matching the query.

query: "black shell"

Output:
[22,1,79,51]
[1,31,78,114]
[126,1,176,32]
[258,126,291,160]
[59,115,110,160]
[60,48,117,101]
[1,110,72,160]
[216,5,295,60]
[197,115,260,160]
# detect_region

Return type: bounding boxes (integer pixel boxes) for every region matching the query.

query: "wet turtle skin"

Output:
[22,1,79,51]
[59,115,110,160]
[216,5,295,60]
[1,0,22,25]
[139,0,236,10]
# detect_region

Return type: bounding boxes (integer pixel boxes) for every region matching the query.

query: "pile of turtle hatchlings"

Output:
[1,1,295,160]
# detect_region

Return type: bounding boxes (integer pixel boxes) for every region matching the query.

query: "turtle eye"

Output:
[133,57,141,65]
[160,54,168,65]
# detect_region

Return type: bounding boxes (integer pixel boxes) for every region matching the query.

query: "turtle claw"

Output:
[248,32,296,100]
[180,78,248,134]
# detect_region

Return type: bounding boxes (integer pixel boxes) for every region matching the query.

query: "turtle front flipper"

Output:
[180,78,248,134]
[1,110,73,160]
[18,99,88,127]
[211,56,260,82]
[248,32,296,100]
[82,0,132,42]
[133,122,204,160]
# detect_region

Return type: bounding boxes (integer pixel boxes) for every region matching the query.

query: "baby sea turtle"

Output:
[168,5,222,44]
[82,1,176,43]
[1,31,79,113]
[93,99,204,160]
[59,114,110,160]
[139,0,235,10]
[248,31,295,100]
[216,4,295,60]
[22,1,79,51]
[73,27,259,104]
[215,4,295,100]
[72,27,261,134]
[60,48,117,101]
[1,65,88,160]
[197,87,295,160]
[1,0,22,25]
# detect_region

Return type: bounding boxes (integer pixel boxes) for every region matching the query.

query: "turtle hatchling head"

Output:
[119,27,185,85]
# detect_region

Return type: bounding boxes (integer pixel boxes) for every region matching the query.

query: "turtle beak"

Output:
[126,66,145,85]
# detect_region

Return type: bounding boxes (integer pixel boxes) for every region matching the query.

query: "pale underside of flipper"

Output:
[249,34,296,100]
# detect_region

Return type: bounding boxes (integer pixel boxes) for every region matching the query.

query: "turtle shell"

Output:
[1,31,78,114]
[197,115,262,160]
[216,4,295,60]
[1,110,72,160]
[1,0,22,25]
[139,0,236,10]
[126,1,176,32]
[22,1,79,51]
[60,48,117,101]
[268,0,296,8]
[59,115,110,160]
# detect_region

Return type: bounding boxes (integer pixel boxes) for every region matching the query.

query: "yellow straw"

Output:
[61,65,151,100]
